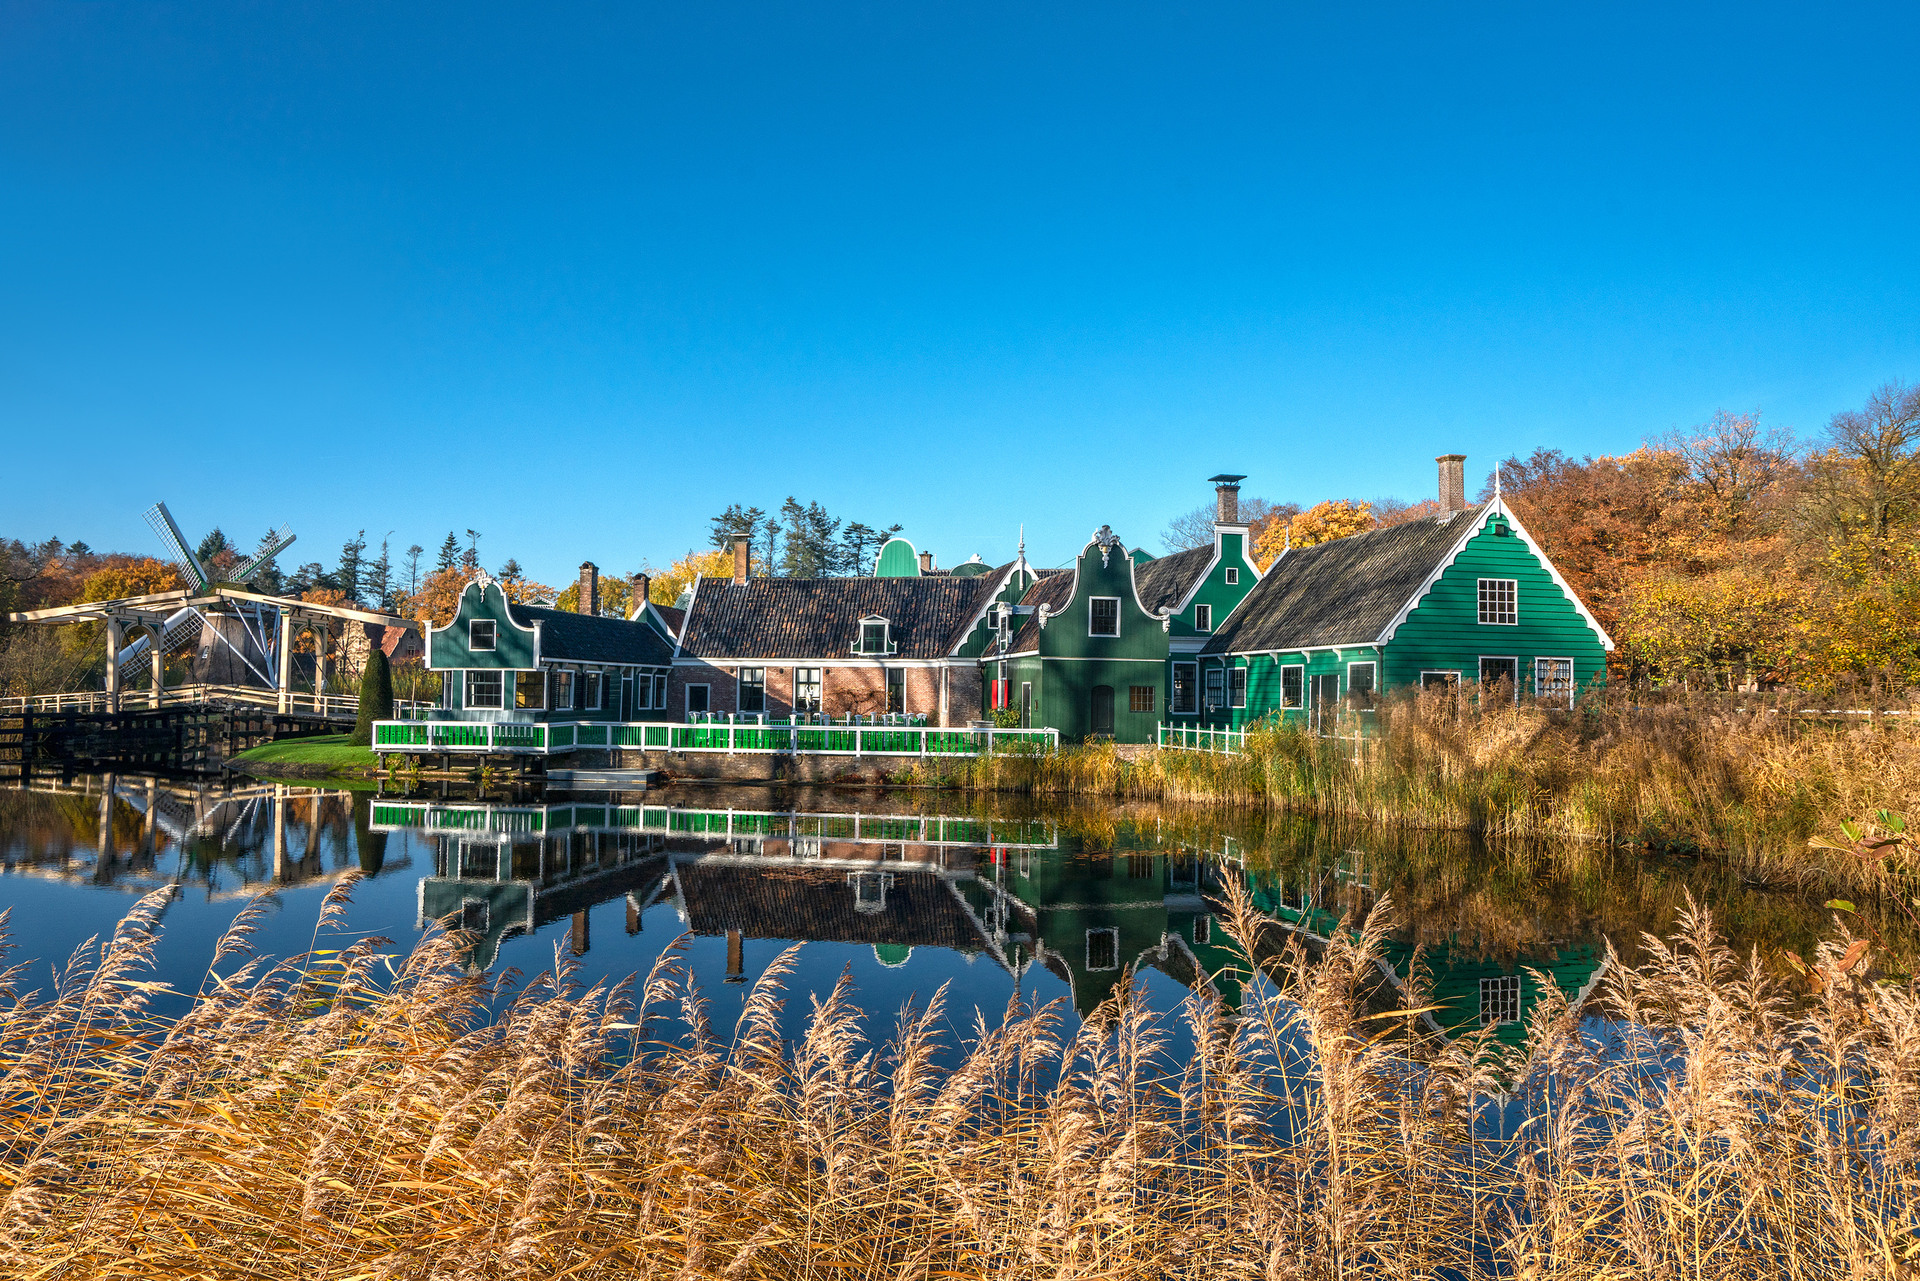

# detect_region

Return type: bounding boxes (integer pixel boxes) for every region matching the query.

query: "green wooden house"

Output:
[1144,475,1263,721]
[425,572,677,722]
[1197,470,1612,727]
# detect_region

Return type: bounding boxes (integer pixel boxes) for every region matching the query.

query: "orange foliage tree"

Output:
[1252,501,1375,569]
[399,568,556,627]
[649,549,733,606]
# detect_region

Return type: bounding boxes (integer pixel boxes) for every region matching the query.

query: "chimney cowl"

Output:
[1436,455,1467,514]
[1208,473,1247,525]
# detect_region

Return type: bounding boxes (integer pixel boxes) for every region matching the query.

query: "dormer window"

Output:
[468,619,496,651]
[857,617,892,655]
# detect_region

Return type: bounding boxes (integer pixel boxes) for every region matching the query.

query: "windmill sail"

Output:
[231,524,296,584]
[143,502,209,592]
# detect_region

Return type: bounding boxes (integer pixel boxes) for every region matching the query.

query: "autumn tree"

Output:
[648,549,733,606]
[1252,500,1374,567]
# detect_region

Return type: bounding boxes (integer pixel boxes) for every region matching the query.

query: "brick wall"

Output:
[665,662,981,725]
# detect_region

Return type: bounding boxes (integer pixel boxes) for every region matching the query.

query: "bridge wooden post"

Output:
[149,622,165,710]
[104,621,122,714]
[277,610,294,714]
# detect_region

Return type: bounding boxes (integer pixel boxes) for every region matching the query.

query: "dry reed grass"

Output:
[936,689,1920,891]
[4,874,1919,1279]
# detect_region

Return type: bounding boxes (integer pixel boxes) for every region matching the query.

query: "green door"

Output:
[1090,686,1115,737]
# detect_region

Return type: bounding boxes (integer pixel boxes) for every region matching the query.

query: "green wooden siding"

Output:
[1166,529,1259,641]
[1007,535,1169,742]
[429,582,538,671]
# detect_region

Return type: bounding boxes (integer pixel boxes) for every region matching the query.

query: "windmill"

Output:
[118,503,299,689]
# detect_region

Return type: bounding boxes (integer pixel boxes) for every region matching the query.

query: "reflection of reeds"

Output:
[5,881,1918,1278]
[947,689,1920,891]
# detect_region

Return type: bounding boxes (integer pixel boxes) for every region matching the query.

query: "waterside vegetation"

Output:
[2,879,1916,1279]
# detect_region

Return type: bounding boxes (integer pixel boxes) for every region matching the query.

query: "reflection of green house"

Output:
[1245,870,1605,1047]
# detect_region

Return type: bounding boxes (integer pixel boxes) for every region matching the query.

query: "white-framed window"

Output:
[686,683,710,716]
[1193,916,1211,944]
[1204,666,1225,711]
[515,671,545,709]
[584,671,603,711]
[1421,670,1461,691]
[1088,596,1120,637]
[1480,975,1521,1026]
[857,617,891,655]
[794,668,822,714]
[886,668,905,712]
[1536,657,1574,707]
[1224,567,1239,586]
[1171,662,1197,714]
[1279,664,1304,709]
[636,673,653,709]
[1129,685,1155,713]
[465,670,504,709]
[1086,928,1119,972]
[1194,603,1213,632]
[1346,662,1377,706]
[468,619,496,651]
[738,667,765,714]
[1479,657,1520,700]
[551,670,575,710]
[459,897,489,932]
[1478,578,1518,625]
[656,673,670,709]
[1230,665,1247,708]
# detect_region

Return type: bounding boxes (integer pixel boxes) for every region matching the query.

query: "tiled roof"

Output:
[673,861,988,950]
[678,571,1010,660]
[1006,571,1078,655]
[1134,544,1212,614]
[507,604,676,666]
[1201,504,1488,655]
[651,604,685,635]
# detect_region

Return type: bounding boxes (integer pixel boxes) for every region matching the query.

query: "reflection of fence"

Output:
[371,719,1058,758]
[370,799,1059,848]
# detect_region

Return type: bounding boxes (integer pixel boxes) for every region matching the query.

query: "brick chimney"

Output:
[918,550,934,574]
[629,572,651,619]
[732,537,750,585]
[577,562,599,616]
[1208,474,1247,525]
[1437,455,1467,514]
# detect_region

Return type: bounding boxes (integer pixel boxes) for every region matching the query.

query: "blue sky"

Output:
[4,2,1917,581]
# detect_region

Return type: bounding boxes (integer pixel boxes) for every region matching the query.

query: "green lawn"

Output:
[230,733,377,772]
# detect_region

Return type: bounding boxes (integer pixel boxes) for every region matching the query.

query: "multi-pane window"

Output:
[1129,685,1155,713]
[551,670,574,710]
[1194,603,1213,632]
[1224,567,1239,586]
[1089,597,1120,637]
[636,673,653,709]
[1347,662,1376,706]
[1421,670,1460,691]
[858,620,889,654]
[1536,658,1574,707]
[1171,662,1197,714]
[515,671,545,709]
[584,672,603,711]
[1477,578,1518,625]
[468,619,496,651]
[1086,928,1119,972]
[1204,666,1225,711]
[1280,665,1304,709]
[1480,975,1521,1026]
[738,668,766,714]
[466,670,503,709]
[794,668,822,714]
[1230,666,1247,708]
[886,669,905,713]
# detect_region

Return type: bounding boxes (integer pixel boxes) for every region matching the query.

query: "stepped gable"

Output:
[1006,570,1078,655]
[1133,543,1213,614]
[1200,503,1491,655]
[673,861,985,950]
[506,603,676,664]
[679,574,997,660]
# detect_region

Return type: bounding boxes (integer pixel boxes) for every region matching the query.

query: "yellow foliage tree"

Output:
[1252,501,1375,569]
[554,576,639,618]
[650,549,733,606]
[399,568,555,627]
[80,559,185,605]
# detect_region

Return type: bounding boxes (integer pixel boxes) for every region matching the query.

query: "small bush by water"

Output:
[3,877,1918,1278]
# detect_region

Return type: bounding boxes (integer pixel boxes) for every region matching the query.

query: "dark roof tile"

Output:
[506,604,676,666]
[679,571,1009,660]
[673,861,988,950]
[1134,544,1212,614]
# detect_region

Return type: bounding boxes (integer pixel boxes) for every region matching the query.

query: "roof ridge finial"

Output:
[1493,464,1503,509]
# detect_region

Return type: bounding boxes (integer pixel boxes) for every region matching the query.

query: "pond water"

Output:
[1,771,1907,1049]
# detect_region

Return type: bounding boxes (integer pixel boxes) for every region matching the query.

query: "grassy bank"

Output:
[4,880,1916,1279]
[909,689,1920,889]
[228,732,376,775]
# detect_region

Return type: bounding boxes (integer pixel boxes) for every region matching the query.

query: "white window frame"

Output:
[1223,567,1239,586]
[1346,661,1377,702]
[1479,656,1520,702]
[856,616,892,656]
[1535,657,1575,708]
[584,670,603,712]
[1477,578,1519,626]
[738,667,766,714]
[1278,663,1305,710]
[468,619,496,651]
[465,670,504,710]
[886,667,906,713]
[686,683,710,717]
[1229,664,1247,708]
[1086,927,1120,972]
[551,669,575,711]
[1194,603,1213,633]
[1171,661,1198,715]
[793,667,823,715]
[1203,664,1226,712]
[1088,596,1121,637]
[1420,669,1461,691]
[1480,975,1521,1026]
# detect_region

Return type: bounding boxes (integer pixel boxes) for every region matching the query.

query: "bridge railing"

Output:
[0,684,359,719]
[370,719,1059,757]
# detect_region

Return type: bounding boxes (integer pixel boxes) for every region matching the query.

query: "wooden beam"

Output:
[9,589,192,623]
[215,588,417,629]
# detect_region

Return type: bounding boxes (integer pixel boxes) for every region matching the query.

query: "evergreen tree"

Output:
[436,533,460,573]
[350,645,393,747]
[775,497,841,577]
[498,557,524,583]
[336,531,368,603]
[404,544,425,594]
[708,504,768,554]
[250,529,287,594]
[837,521,904,575]
[364,537,393,609]
[461,530,481,573]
